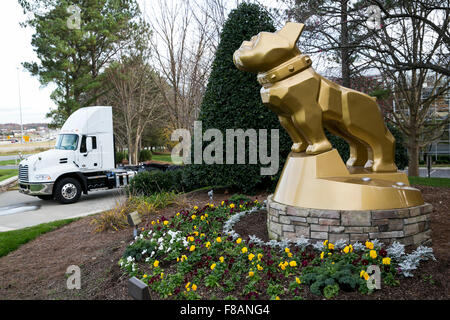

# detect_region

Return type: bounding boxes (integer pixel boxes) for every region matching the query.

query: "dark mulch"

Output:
[0,188,268,300]
[0,185,447,300]
[234,185,450,300]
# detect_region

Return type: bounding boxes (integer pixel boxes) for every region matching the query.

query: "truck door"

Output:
[78,135,102,170]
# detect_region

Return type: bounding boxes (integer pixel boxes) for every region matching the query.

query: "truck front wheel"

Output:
[54,177,82,204]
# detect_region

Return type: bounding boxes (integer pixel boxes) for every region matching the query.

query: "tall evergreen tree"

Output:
[182,2,291,192]
[19,0,147,127]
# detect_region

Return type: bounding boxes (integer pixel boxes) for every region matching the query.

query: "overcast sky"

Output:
[0,0,284,125]
[0,0,57,124]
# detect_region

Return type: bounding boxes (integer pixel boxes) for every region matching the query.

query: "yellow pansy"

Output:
[229,203,235,209]
[189,245,196,252]
[191,215,196,220]
[369,250,377,259]
[143,274,148,278]
[295,277,301,284]
[248,253,255,261]
[193,206,198,210]
[257,253,263,261]
[192,284,197,291]
[328,243,335,250]
[382,257,391,265]
[248,271,254,277]
[257,264,263,271]
[219,256,225,263]
[365,241,374,250]
[153,260,159,267]
[206,241,211,248]
[236,238,242,244]
[323,240,328,246]
[241,247,248,254]
[163,220,169,226]
[320,252,325,259]
[216,237,222,243]
[210,263,216,270]
[289,260,297,267]
[343,246,350,254]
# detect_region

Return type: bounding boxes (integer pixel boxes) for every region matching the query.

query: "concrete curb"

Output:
[0,176,18,189]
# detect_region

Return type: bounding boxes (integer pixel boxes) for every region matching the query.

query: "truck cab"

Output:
[18,106,135,203]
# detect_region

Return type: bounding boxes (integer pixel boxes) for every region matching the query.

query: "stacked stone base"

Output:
[267,195,432,246]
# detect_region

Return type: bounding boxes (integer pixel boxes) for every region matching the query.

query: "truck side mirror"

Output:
[86,137,93,152]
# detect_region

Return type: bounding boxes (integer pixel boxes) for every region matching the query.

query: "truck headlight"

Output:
[35,174,52,181]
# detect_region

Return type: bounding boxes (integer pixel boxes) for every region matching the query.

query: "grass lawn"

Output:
[0,169,18,182]
[409,176,450,187]
[152,153,177,163]
[0,159,19,166]
[0,218,78,257]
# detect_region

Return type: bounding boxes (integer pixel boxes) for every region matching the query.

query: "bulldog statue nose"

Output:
[233,51,243,69]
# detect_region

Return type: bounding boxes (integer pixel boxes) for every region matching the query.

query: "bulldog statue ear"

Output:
[277,22,305,47]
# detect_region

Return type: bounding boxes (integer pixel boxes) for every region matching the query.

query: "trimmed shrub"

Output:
[128,169,186,196]
[139,149,152,162]
[182,3,291,193]
[115,151,128,164]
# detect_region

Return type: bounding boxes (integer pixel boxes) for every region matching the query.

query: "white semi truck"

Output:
[18,106,142,204]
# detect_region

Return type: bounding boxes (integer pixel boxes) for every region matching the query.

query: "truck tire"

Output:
[37,195,53,201]
[54,177,82,204]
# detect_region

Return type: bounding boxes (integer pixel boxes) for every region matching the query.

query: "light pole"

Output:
[16,66,24,143]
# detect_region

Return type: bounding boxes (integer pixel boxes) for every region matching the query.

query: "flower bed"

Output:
[119,199,436,300]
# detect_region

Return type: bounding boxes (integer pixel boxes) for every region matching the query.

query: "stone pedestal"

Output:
[267,195,432,246]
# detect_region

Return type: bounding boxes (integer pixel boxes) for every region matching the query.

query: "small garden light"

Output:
[208,189,213,201]
[128,277,150,300]
[127,211,141,237]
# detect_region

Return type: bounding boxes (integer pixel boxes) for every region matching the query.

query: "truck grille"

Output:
[19,164,29,182]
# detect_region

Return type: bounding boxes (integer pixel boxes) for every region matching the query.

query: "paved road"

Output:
[0,189,126,232]
[400,168,450,178]
[0,165,19,170]
[0,154,31,161]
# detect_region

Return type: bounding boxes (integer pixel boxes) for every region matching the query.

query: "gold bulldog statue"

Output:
[233,22,424,210]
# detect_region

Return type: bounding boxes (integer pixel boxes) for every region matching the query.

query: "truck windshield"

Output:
[55,134,79,150]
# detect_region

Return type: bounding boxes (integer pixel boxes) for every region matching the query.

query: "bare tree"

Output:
[101,55,164,164]
[359,0,449,176]
[145,0,215,136]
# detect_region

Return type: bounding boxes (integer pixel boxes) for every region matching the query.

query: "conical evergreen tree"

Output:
[182,3,291,192]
